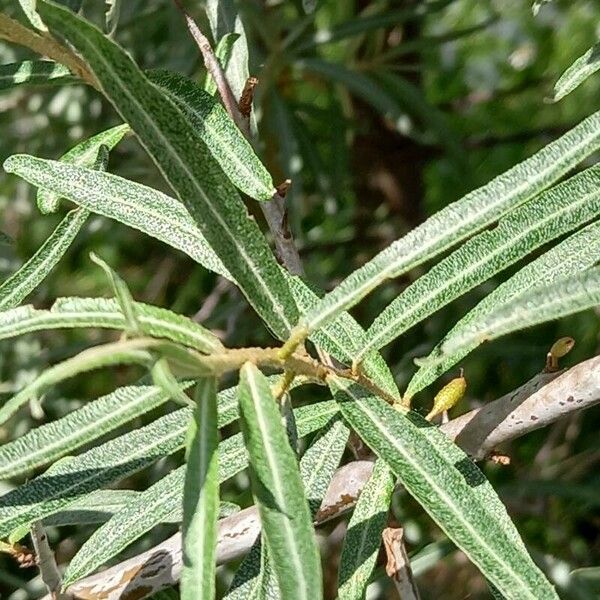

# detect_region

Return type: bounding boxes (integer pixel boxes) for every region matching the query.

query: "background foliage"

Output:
[0,0,599,598]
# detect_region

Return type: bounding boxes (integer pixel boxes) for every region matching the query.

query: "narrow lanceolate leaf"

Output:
[407,219,600,398]
[0,407,190,538]
[37,123,129,214]
[238,363,323,600]
[361,166,600,360]
[90,252,141,333]
[0,381,191,479]
[0,60,74,90]
[205,32,240,95]
[227,416,349,599]
[3,153,399,400]
[333,380,558,599]
[441,266,600,358]
[149,70,275,202]
[295,110,600,337]
[337,459,395,600]
[181,378,219,600]
[6,155,230,278]
[0,208,87,310]
[0,296,223,354]
[37,3,298,341]
[206,0,250,100]
[554,42,600,101]
[58,399,339,585]
[0,142,109,309]
[0,339,158,425]
[61,467,182,587]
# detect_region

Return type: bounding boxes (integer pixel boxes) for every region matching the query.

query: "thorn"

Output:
[276,179,292,198]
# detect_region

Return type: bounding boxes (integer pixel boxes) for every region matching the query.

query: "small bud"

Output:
[545,337,575,372]
[426,369,466,421]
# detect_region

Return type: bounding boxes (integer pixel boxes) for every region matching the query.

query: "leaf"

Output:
[337,459,395,600]
[226,415,349,599]
[6,154,231,278]
[17,0,47,31]
[0,381,192,479]
[58,398,338,585]
[407,219,600,398]
[205,0,250,99]
[0,209,87,310]
[37,123,129,214]
[238,363,323,600]
[554,42,600,101]
[105,0,122,36]
[0,338,159,426]
[0,142,110,310]
[3,153,399,400]
[0,60,74,90]
[360,165,600,360]
[89,252,140,334]
[205,32,240,95]
[333,379,558,599]
[148,69,275,202]
[37,2,299,341]
[292,110,600,338]
[0,296,223,355]
[181,378,219,600]
[0,406,190,538]
[441,265,600,358]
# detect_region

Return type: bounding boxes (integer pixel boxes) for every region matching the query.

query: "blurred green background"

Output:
[0,0,598,598]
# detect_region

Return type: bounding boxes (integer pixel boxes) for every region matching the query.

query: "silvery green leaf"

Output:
[333,379,558,599]
[206,0,250,99]
[0,407,190,538]
[554,42,600,101]
[0,381,192,479]
[4,153,399,400]
[227,415,349,599]
[0,296,223,355]
[441,266,600,358]
[205,33,240,95]
[294,110,600,338]
[148,70,275,202]
[36,2,298,341]
[0,338,158,426]
[36,124,129,214]
[407,219,600,398]
[0,60,74,90]
[59,398,338,586]
[238,363,323,600]
[89,252,140,334]
[0,142,110,310]
[337,459,394,600]
[181,378,219,600]
[361,166,600,360]
[0,209,87,310]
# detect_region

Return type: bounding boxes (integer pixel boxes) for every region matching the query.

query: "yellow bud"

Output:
[426,370,466,421]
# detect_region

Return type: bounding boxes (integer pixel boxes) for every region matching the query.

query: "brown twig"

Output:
[0,14,98,89]
[54,355,600,599]
[382,527,421,600]
[171,0,244,134]
[170,0,304,275]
